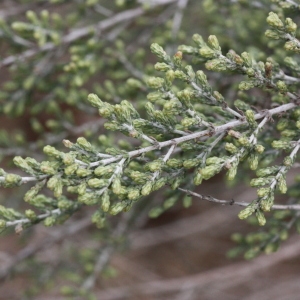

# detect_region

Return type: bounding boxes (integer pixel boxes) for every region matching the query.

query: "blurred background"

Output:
[0,0,300,299]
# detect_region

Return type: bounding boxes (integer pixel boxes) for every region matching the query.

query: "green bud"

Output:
[163,197,177,209]
[276,80,287,93]
[77,137,93,151]
[238,136,250,147]
[101,191,110,212]
[279,230,288,241]
[199,46,216,58]
[225,143,238,154]
[185,65,195,80]
[183,195,192,208]
[255,144,265,154]
[40,161,58,175]
[238,203,256,220]
[57,199,73,210]
[141,181,153,196]
[177,45,196,54]
[104,121,119,131]
[4,174,22,187]
[206,157,225,165]
[110,202,126,215]
[245,110,256,127]
[24,187,39,202]
[44,216,56,227]
[112,178,122,194]
[78,182,87,195]
[194,172,203,185]
[76,168,92,177]
[250,177,273,187]
[205,58,227,71]
[146,77,164,89]
[272,140,291,149]
[145,160,162,172]
[284,41,300,53]
[238,81,255,91]
[25,209,36,220]
[244,247,260,259]
[265,29,280,40]
[126,78,143,89]
[43,145,61,158]
[94,165,115,177]
[13,156,33,173]
[62,153,75,165]
[183,158,200,169]
[174,70,188,81]
[207,35,221,51]
[246,68,255,77]
[226,165,237,181]
[63,139,73,148]
[266,12,284,29]
[285,18,297,34]
[296,120,300,129]
[91,211,105,229]
[249,154,259,170]
[257,187,270,198]
[181,117,196,128]
[166,158,183,168]
[213,91,224,102]
[196,70,208,86]
[200,164,222,180]
[87,93,103,108]
[154,62,171,72]
[260,194,274,212]
[147,92,164,102]
[241,52,253,67]
[88,178,108,189]
[64,163,78,175]
[192,34,205,47]
[78,193,98,205]
[150,43,168,60]
[53,180,63,198]
[255,209,266,226]
[283,156,293,167]
[165,70,175,85]
[256,166,279,177]
[127,188,140,201]
[149,206,164,218]
[278,175,287,194]
[98,103,114,118]
[153,177,167,191]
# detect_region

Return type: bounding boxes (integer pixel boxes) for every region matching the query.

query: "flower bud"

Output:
[87,93,103,108]
[101,192,110,212]
[238,203,255,219]
[77,137,93,151]
[110,202,126,215]
[285,18,297,34]
[150,43,168,60]
[146,77,164,89]
[207,35,220,51]
[64,163,78,175]
[199,46,215,58]
[266,12,284,29]
[196,70,208,86]
[76,168,92,177]
[225,143,238,154]
[265,29,280,40]
[141,181,153,196]
[250,177,273,187]
[88,178,108,188]
[255,209,266,226]
[205,58,227,71]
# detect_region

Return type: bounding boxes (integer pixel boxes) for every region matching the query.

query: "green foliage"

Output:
[2,2,300,294]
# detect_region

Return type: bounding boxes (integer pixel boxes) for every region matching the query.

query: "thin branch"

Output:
[178,188,300,211]
[0,1,178,68]
[89,102,297,167]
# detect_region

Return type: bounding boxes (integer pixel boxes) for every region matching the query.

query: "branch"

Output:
[178,188,300,211]
[0,1,178,68]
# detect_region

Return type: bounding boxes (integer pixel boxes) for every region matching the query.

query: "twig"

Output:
[0,2,178,68]
[178,188,300,211]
